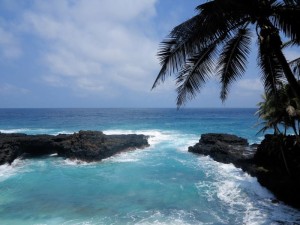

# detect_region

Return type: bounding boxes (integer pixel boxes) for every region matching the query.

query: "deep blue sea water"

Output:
[0,108,299,225]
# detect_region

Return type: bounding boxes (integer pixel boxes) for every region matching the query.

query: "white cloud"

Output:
[236,78,263,92]
[22,0,159,95]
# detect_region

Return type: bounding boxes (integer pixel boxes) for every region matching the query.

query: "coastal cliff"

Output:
[0,130,149,165]
[189,133,300,209]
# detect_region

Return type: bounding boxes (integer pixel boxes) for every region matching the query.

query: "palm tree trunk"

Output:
[292,123,298,136]
[280,144,291,175]
[274,48,300,99]
[284,125,287,136]
[259,19,300,99]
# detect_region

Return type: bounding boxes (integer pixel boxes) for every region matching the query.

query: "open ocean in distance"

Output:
[0,108,299,225]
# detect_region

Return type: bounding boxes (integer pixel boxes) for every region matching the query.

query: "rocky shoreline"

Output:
[189,133,300,209]
[1,130,299,209]
[0,130,149,165]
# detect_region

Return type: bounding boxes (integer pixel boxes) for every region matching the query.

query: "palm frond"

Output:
[282,0,299,5]
[217,28,252,101]
[176,44,218,107]
[282,40,299,48]
[273,2,300,43]
[286,105,297,116]
[152,1,249,90]
[289,57,300,78]
[258,39,284,95]
[256,121,273,135]
[196,0,250,21]
[152,15,202,89]
[152,13,229,89]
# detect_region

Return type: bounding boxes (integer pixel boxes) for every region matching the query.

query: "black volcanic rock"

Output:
[253,134,300,209]
[57,131,149,161]
[188,133,253,164]
[188,133,300,209]
[0,131,149,165]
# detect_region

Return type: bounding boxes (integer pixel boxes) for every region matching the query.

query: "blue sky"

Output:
[0,0,296,108]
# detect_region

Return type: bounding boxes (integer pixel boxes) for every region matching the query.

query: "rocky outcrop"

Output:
[253,134,300,209]
[188,133,255,164]
[0,131,149,165]
[189,133,300,209]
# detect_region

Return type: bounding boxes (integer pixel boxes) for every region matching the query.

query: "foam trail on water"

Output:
[62,158,97,167]
[103,129,179,147]
[0,128,32,133]
[0,128,74,135]
[0,158,30,182]
[103,150,144,163]
[196,156,300,224]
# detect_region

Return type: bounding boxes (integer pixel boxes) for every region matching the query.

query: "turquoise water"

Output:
[0,108,299,224]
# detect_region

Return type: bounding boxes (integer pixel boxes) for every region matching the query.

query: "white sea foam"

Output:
[103,150,145,163]
[0,128,32,133]
[103,129,197,163]
[0,158,30,182]
[104,129,177,147]
[0,128,74,135]
[130,210,199,225]
[175,134,199,152]
[62,158,96,166]
[51,130,74,135]
[196,156,300,224]
[0,163,16,182]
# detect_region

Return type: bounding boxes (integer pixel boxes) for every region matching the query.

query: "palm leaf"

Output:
[217,28,252,101]
[258,39,284,95]
[282,0,299,5]
[282,40,298,48]
[273,2,300,43]
[152,38,185,88]
[176,43,218,107]
[152,1,249,90]
[289,57,300,79]
[152,13,223,89]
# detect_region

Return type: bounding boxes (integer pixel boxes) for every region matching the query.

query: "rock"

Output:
[253,134,300,209]
[0,131,149,165]
[188,133,300,209]
[200,133,248,146]
[188,133,253,164]
[57,131,149,162]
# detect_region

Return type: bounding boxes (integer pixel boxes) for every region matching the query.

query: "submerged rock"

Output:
[0,131,149,165]
[189,133,300,209]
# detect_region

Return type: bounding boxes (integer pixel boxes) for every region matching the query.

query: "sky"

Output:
[0,0,297,108]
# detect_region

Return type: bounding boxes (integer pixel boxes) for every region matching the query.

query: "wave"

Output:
[0,128,73,135]
[0,158,31,182]
[103,129,178,146]
[103,151,145,163]
[195,156,300,224]
[103,129,198,149]
[66,209,213,225]
[62,158,96,166]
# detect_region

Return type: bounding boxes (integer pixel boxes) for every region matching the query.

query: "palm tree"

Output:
[152,0,300,107]
[257,82,300,136]
[256,92,284,135]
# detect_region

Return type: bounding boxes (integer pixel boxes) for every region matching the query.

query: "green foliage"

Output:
[153,0,300,107]
[256,82,300,136]
[255,134,300,175]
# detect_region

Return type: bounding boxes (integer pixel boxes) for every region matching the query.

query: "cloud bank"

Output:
[23,0,159,96]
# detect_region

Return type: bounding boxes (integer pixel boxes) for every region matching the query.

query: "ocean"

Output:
[0,108,299,225]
